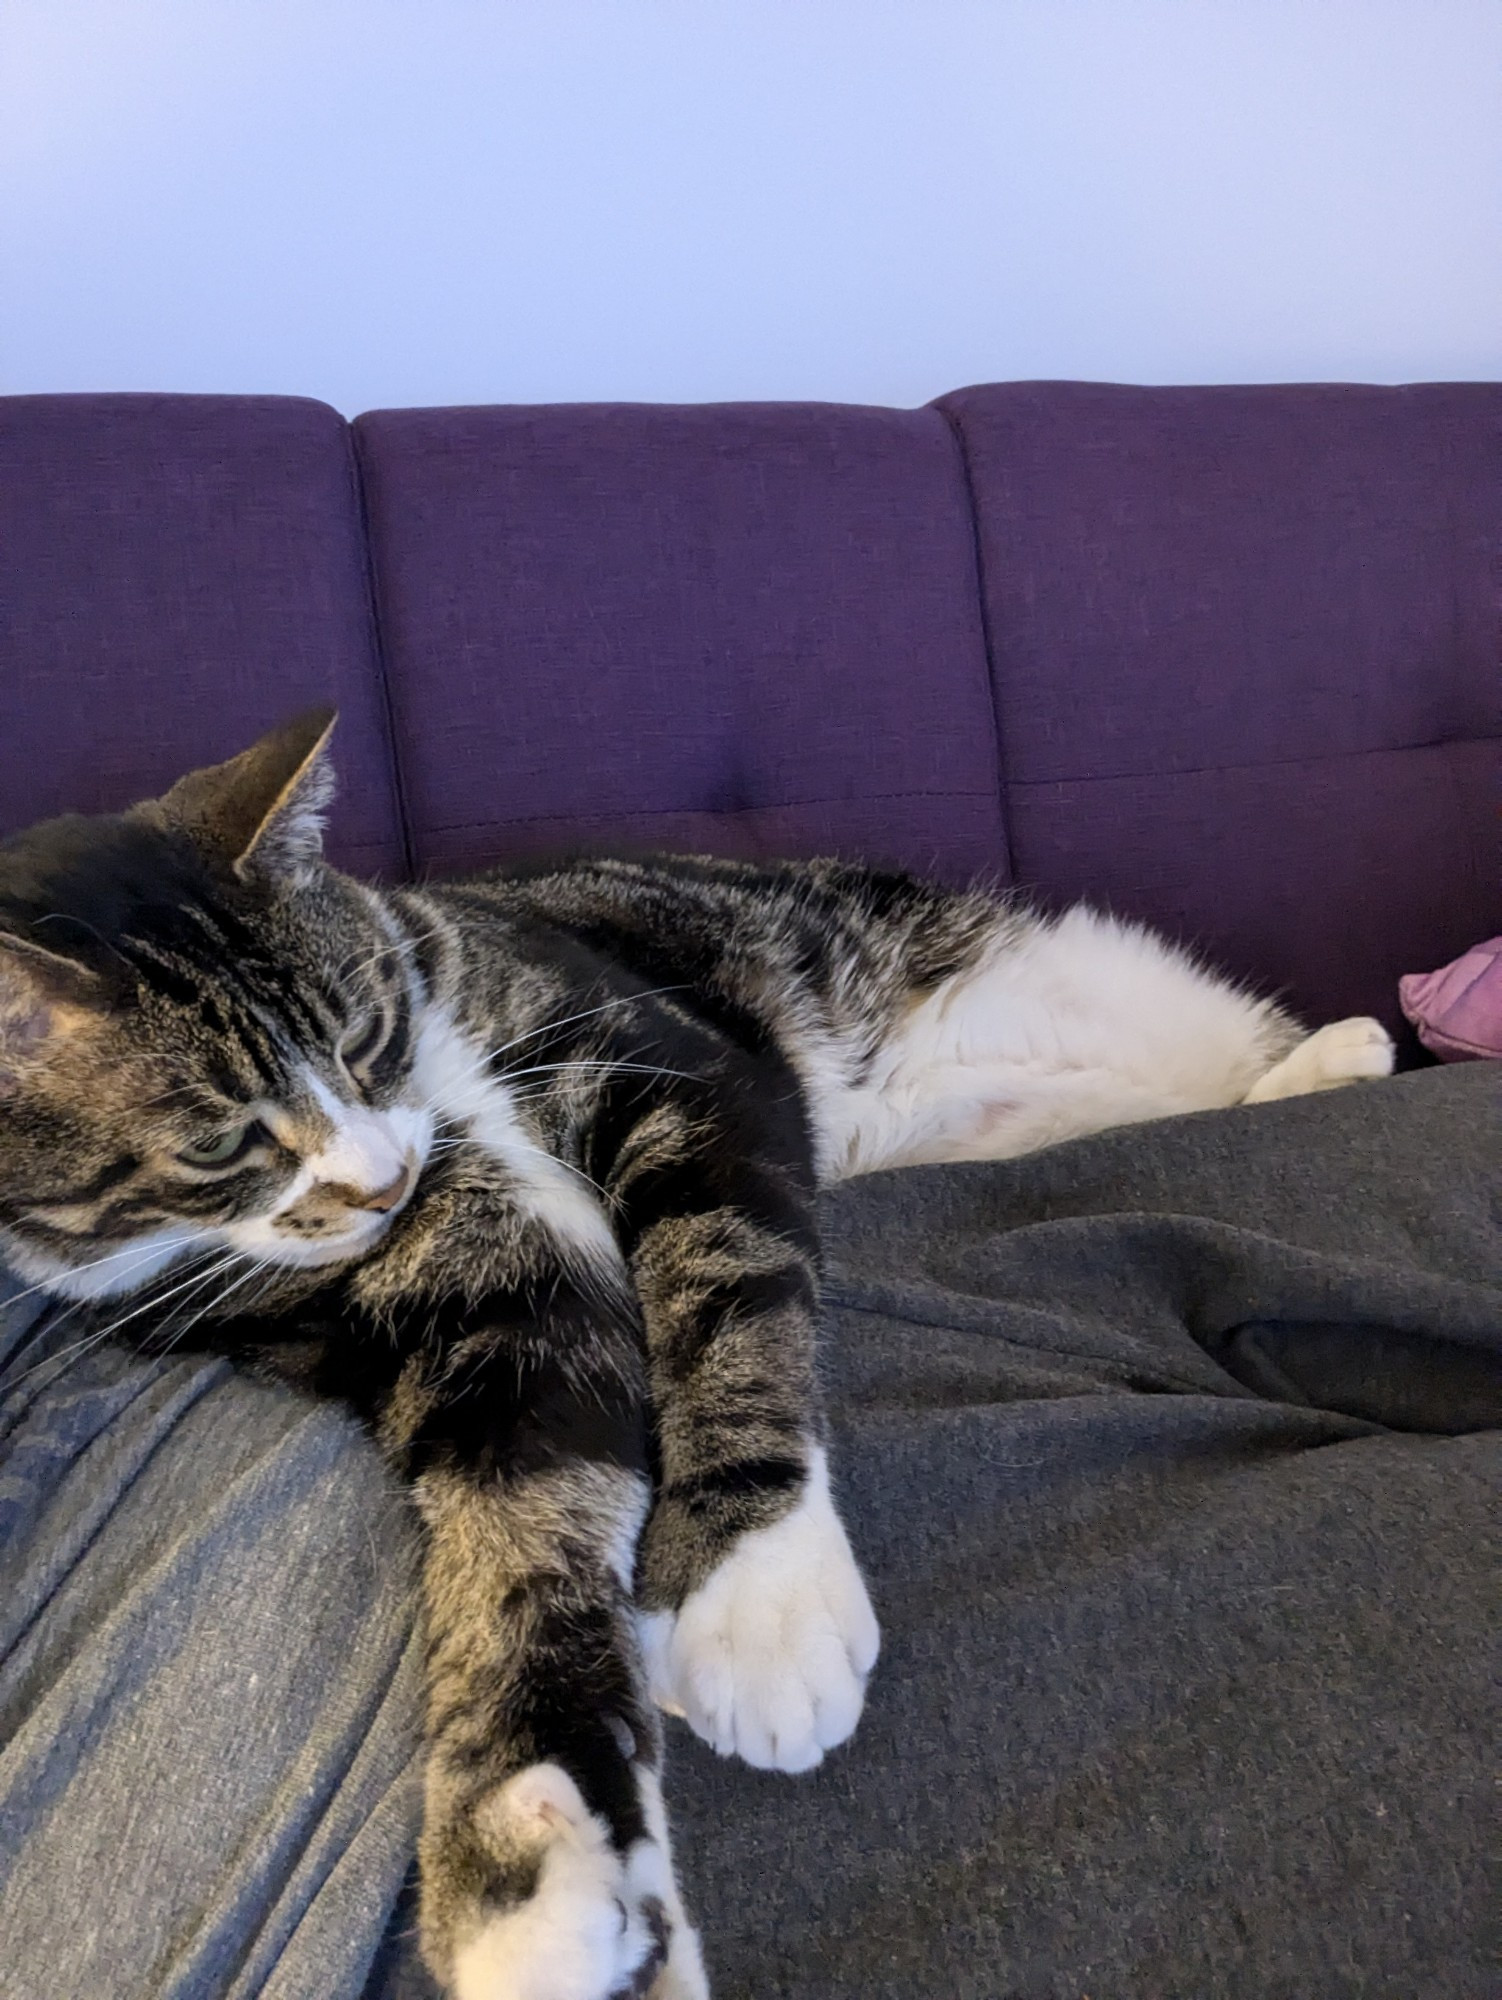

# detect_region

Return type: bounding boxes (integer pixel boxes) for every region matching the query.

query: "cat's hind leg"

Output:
[817,905,1396,1175]
[1241,1016,1395,1102]
[821,903,1313,1174]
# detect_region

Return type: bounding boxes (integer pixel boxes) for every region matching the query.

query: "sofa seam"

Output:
[417,788,1002,837]
[1004,733,1502,790]
[343,419,417,881]
[932,397,1017,881]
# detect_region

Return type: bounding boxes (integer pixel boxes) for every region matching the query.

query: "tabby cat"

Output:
[0,713,1394,1999]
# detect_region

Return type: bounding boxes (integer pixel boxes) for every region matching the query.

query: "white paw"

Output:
[640,1449,879,1774]
[1245,1016,1395,1103]
[450,1765,706,2000]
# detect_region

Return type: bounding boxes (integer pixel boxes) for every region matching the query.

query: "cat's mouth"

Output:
[254,1215,399,1270]
[228,1151,424,1272]
[295,1189,417,1266]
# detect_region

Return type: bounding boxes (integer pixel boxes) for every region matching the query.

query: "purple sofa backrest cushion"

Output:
[938,382,1501,1026]
[354,403,1008,885]
[3,385,1495,1040]
[0,395,404,877]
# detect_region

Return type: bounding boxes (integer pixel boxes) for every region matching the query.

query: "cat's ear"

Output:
[146,707,338,888]
[0,935,100,1097]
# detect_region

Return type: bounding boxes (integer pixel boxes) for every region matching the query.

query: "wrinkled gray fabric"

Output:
[0,1303,426,1999]
[3,1065,1498,1999]
[674,1062,1500,2000]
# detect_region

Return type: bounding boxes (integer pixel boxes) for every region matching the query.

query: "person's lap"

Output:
[682,1062,1500,1999]
[0,1295,425,2000]
[3,1065,1497,1999]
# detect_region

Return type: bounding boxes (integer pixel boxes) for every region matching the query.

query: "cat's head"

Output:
[0,710,434,1302]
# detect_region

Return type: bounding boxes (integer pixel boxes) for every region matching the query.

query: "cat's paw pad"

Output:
[445,1765,705,2000]
[1247,1017,1395,1103]
[641,1452,879,1774]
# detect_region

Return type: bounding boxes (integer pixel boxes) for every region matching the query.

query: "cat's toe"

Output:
[1314,1016,1397,1082]
[1245,1016,1396,1103]
[431,1764,703,2000]
[1281,1015,1396,1093]
[642,1927,710,2000]
[645,1450,879,1775]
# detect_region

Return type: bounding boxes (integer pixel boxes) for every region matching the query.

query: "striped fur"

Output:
[0,715,1393,1997]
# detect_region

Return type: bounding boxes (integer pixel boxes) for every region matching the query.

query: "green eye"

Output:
[178,1123,259,1169]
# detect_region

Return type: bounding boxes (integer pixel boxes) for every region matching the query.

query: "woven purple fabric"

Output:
[0,395,404,877]
[937,381,1502,1027]
[353,402,1007,884]
[2,384,1497,1035]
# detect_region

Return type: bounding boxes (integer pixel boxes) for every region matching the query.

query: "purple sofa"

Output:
[1,386,1498,2000]
[3,384,1497,1028]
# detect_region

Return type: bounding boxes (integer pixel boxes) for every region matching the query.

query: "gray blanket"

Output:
[3,1065,1498,2000]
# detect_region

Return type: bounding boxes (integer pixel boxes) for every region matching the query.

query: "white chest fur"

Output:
[410,1005,622,1269]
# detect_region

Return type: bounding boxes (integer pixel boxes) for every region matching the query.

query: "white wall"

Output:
[2,0,1498,414]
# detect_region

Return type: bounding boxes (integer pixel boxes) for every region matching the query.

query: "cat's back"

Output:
[421,852,999,1062]
[433,852,807,971]
[444,850,987,988]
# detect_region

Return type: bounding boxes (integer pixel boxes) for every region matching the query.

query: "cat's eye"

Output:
[177,1122,263,1170]
[339,1014,388,1080]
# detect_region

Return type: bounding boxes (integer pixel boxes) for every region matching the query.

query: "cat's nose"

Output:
[356,1164,411,1213]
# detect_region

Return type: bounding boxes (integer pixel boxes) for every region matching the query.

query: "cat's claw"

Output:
[641,1450,879,1774]
[444,1765,706,2000]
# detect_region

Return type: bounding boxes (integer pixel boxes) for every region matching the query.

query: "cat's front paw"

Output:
[430,1764,707,2000]
[641,1450,879,1774]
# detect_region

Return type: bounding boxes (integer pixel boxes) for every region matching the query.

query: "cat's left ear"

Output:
[0,935,101,1098]
[145,707,338,888]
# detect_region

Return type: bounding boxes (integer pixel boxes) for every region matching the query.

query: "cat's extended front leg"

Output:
[619,1145,878,1776]
[407,1340,706,2000]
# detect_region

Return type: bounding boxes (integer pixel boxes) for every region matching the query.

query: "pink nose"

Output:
[356,1165,411,1214]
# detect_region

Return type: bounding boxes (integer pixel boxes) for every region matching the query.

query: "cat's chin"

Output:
[228,1212,401,1271]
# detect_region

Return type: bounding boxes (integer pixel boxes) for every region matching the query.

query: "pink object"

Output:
[1399,937,1502,1061]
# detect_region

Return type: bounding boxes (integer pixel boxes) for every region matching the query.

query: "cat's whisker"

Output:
[494,1059,700,1087]
[4,1319,121,1399]
[84,1250,245,1353]
[165,1256,262,1336]
[10,1244,287,1399]
[335,910,457,988]
[480,1084,553,1110]
[139,1089,208,1113]
[545,1150,614,1206]
[157,1255,271,1358]
[481,985,690,1067]
[333,925,433,985]
[12,1248,248,1396]
[0,1233,198,1313]
[31,910,138,976]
